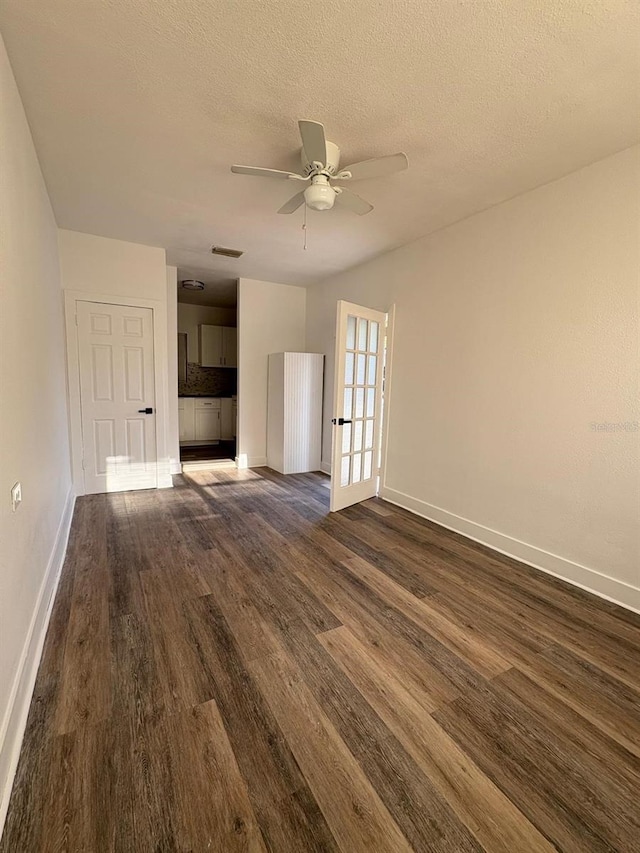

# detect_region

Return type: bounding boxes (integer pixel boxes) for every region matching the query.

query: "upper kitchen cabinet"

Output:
[199,324,222,366]
[199,324,237,367]
[222,327,237,368]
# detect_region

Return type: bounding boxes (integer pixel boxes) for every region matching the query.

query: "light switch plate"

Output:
[11,482,22,512]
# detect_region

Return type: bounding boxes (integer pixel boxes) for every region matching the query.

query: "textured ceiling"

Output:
[1,0,639,285]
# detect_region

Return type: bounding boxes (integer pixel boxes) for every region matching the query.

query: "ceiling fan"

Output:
[231,120,408,216]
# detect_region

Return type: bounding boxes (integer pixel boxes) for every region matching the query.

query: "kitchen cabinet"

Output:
[199,325,223,366]
[199,324,237,367]
[222,327,237,368]
[195,407,221,441]
[179,397,225,443]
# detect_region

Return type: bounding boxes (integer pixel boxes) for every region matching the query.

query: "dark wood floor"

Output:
[3,469,640,852]
[180,440,237,462]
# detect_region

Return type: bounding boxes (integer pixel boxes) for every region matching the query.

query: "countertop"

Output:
[178,394,237,399]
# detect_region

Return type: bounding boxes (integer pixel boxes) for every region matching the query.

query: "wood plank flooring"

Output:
[2,469,640,852]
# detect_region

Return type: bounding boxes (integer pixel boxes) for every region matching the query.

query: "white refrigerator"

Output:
[267,352,324,474]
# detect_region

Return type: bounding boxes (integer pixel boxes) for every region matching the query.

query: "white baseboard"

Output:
[236,454,267,469]
[320,461,332,476]
[0,488,76,835]
[169,460,182,475]
[379,485,640,614]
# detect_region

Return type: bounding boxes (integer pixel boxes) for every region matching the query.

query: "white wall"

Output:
[306,146,640,611]
[58,229,167,300]
[0,34,73,830]
[58,229,172,492]
[177,302,237,363]
[237,278,306,467]
[166,267,180,474]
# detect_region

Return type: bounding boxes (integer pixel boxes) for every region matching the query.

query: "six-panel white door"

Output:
[330,300,386,512]
[77,301,157,494]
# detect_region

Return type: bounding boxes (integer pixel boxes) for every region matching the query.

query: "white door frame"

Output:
[64,290,172,496]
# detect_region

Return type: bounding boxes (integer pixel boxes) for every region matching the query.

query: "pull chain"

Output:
[302,204,308,251]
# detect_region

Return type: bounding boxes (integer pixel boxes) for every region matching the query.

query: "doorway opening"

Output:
[177,276,238,471]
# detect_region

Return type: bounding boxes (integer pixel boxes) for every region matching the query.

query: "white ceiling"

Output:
[176,267,237,308]
[1,0,638,285]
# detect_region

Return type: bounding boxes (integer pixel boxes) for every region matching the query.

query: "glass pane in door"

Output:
[346,315,357,350]
[342,422,352,454]
[343,387,353,420]
[341,456,351,487]
[358,319,368,351]
[363,450,373,480]
[365,419,374,449]
[367,355,377,385]
[345,352,354,385]
[366,388,375,417]
[353,420,363,452]
[369,321,379,353]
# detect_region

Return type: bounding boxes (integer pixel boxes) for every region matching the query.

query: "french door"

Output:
[330,300,387,512]
[77,301,158,493]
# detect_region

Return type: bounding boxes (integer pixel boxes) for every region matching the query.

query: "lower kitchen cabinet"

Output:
[195,407,221,441]
[179,397,234,444]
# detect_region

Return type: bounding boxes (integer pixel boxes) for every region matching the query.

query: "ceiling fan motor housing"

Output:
[301,140,341,175]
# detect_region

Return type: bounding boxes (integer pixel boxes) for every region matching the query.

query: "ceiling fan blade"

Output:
[335,188,373,215]
[298,120,327,166]
[231,165,299,180]
[277,191,306,214]
[339,152,408,181]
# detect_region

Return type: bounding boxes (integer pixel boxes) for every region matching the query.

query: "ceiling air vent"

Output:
[211,245,244,258]
[181,279,205,290]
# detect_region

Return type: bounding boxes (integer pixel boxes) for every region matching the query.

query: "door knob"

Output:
[138,407,154,414]
[331,418,352,425]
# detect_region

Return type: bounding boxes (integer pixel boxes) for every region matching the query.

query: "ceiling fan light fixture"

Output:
[304,178,335,211]
[181,279,205,291]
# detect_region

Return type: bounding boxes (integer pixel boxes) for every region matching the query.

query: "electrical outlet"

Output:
[11,482,22,512]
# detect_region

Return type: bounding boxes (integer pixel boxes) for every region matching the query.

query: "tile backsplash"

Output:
[178,363,237,396]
